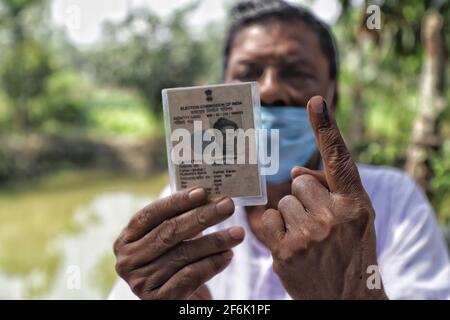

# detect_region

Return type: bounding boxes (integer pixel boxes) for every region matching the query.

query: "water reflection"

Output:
[0,171,167,299]
[48,192,151,299]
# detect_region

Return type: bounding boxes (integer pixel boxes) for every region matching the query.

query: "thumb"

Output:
[291,166,329,189]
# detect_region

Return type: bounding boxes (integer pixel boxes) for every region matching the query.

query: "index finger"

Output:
[123,187,207,242]
[307,95,363,194]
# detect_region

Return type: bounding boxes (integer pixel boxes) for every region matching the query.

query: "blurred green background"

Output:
[0,0,450,299]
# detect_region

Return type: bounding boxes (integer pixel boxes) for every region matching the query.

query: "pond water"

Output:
[0,170,168,299]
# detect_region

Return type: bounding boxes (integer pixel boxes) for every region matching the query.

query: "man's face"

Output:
[225,20,335,109]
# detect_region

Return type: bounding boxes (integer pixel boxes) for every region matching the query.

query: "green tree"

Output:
[336,0,450,221]
[89,2,209,117]
[0,0,52,132]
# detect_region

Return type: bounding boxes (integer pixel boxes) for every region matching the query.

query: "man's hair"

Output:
[213,117,239,131]
[223,0,339,103]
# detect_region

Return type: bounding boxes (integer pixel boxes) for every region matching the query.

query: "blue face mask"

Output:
[261,106,317,184]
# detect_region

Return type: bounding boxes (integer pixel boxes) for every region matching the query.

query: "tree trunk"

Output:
[405,12,446,191]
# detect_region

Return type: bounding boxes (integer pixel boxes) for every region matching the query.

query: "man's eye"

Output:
[236,67,262,81]
[283,68,312,79]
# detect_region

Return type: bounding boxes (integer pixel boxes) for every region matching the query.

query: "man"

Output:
[109,0,450,299]
[213,117,239,160]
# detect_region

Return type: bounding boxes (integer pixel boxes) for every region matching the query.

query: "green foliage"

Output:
[30,70,88,130]
[430,141,450,224]
[85,88,162,137]
[335,1,450,222]
[89,3,210,117]
[0,0,52,131]
[1,40,51,100]
[0,0,41,14]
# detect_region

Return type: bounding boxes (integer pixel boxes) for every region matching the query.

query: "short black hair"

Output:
[213,117,239,131]
[223,0,339,88]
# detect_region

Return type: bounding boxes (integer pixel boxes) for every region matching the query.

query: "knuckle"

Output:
[150,195,179,220]
[167,198,182,214]
[316,221,333,242]
[156,219,178,247]
[209,254,226,272]
[129,277,146,295]
[118,227,134,244]
[142,276,159,294]
[113,237,123,256]
[123,243,135,257]
[176,267,200,292]
[154,197,172,215]
[114,241,133,258]
[130,201,158,231]
[293,174,317,192]
[135,205,152,228]
[195,206,210,227]
[170,191,189,213]
[115,256,130,276]
[161,268,199,298]
[278,195,296,212]
[299,227,312,240]
[279,250,295,265]
[180,269,196,286]
[173,243,191,265]
[274,243,305,265]
[213,232,227,249]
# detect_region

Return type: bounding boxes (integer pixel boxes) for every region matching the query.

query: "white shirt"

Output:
[108,165,450,299]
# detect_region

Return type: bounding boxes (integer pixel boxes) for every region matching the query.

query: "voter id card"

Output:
[162,82,267,206]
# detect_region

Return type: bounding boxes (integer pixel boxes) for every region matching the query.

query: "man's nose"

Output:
[259,68,289,106]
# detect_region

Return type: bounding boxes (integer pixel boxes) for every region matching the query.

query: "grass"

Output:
[85,87,164,138]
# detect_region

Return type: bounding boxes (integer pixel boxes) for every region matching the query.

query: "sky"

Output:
[51,0,345,47]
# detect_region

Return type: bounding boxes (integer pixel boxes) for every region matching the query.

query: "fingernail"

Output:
[228,227,245,240]
[310,96,330,127]
[291,167,300,178]
[222,250,233,260]
[310,96,323,113]
[216,198,234,215]
[188,188,206,202]
[292,166,301,173]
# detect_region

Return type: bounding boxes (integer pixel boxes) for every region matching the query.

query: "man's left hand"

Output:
[262,96,388,300]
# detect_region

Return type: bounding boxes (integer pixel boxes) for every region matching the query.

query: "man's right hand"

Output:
[113,187,244,300]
